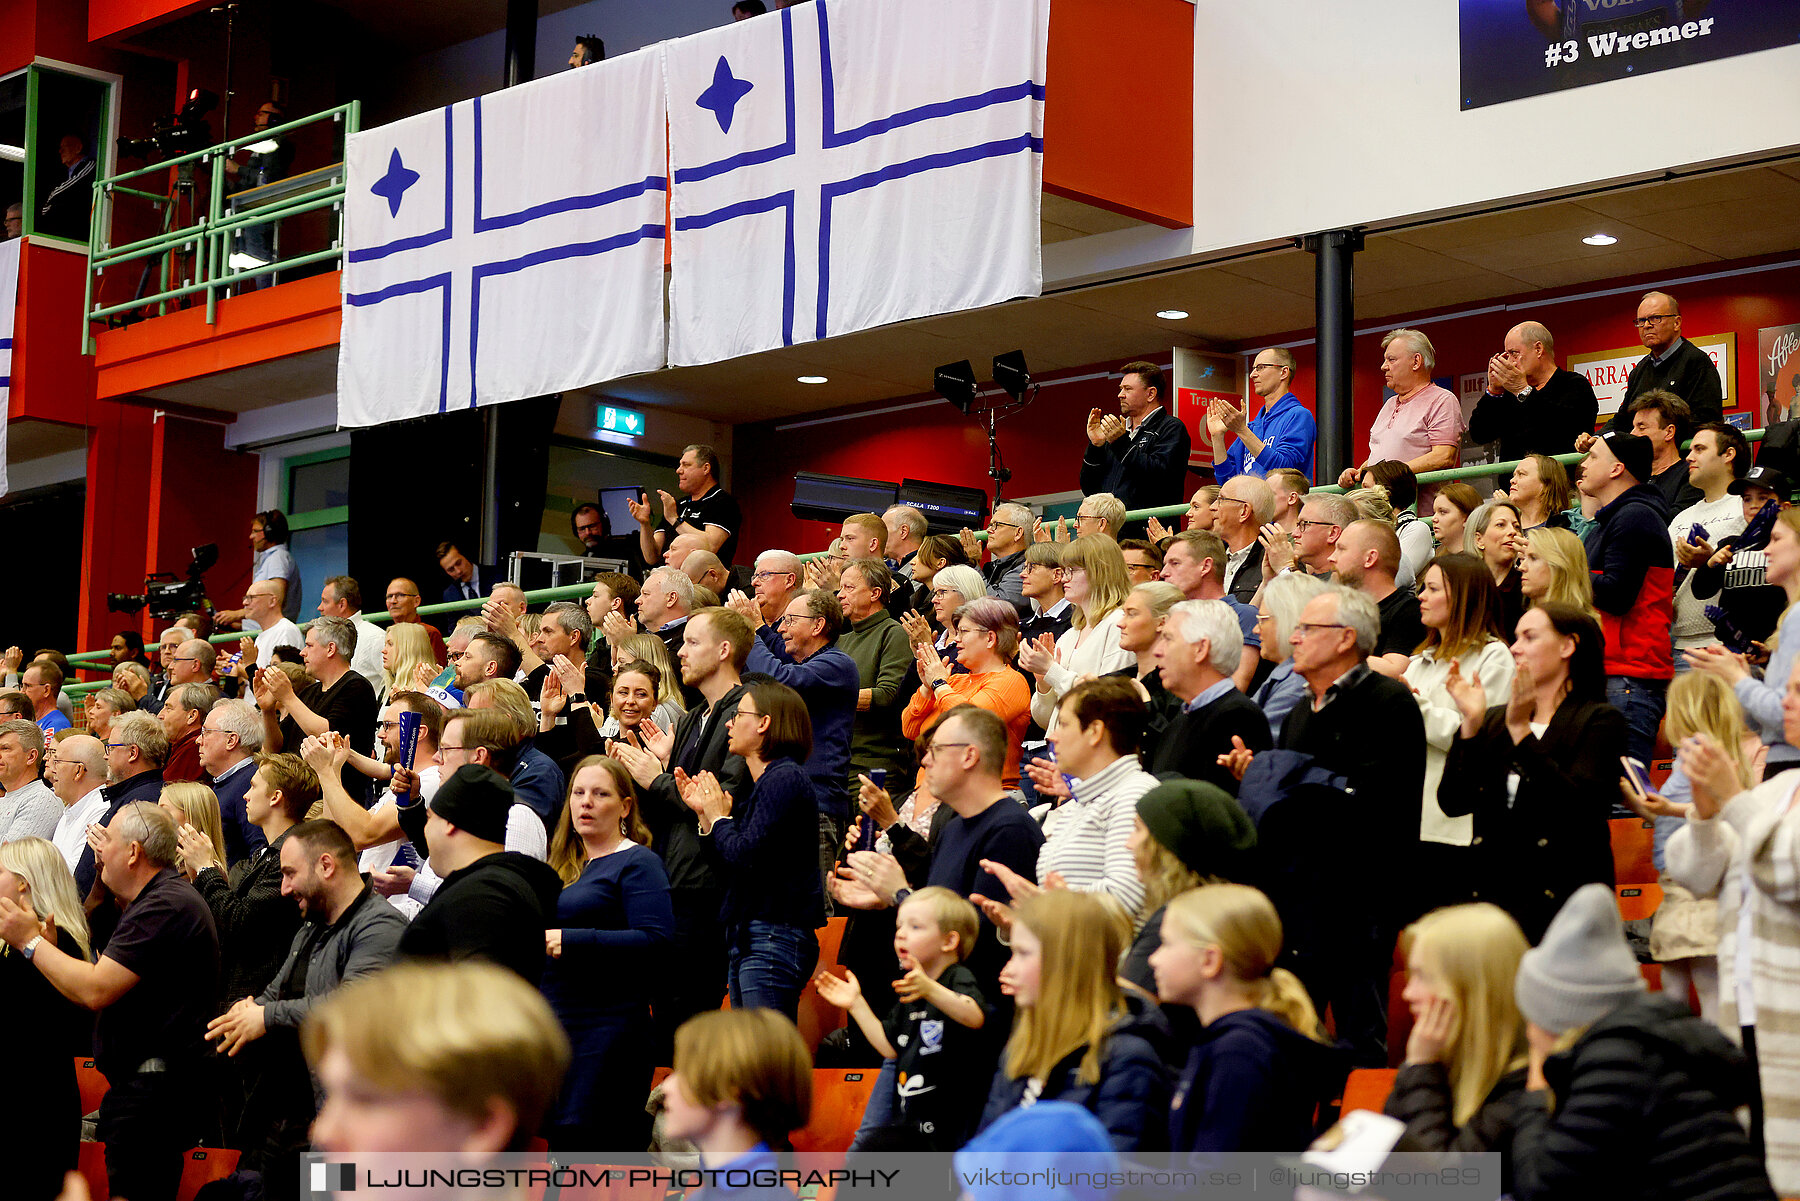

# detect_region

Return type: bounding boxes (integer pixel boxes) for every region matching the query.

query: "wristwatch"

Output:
[893,888,914,908]
[569,693,587,704]
[1515,384,1535,398]
[21,935,43,961]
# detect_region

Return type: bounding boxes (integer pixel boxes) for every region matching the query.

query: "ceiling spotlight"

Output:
[1155,309,1189,320]
[1582,233,1618,246]
[991,350,1031,402]
[934,360,979,414]
[797,375,828,384]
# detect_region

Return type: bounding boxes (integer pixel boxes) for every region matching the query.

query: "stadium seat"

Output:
[1641,962,1663,992]
[1616,882,1663,923]
[77,1141,108,1201]
[1341,1068,1398,1115]
[176,1148,240,1201]
[797,919,853,1054]
[1610,818,1657,885]
[76,1058,108,1116]
[790,1069,879,1153]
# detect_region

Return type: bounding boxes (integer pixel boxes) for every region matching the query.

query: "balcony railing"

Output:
[82,102,360,350]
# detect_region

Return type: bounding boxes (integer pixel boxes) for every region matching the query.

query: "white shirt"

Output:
[1669,493,1746,646]
[254,617,305,668]
[347,613,389,691]
[52,788,112,872]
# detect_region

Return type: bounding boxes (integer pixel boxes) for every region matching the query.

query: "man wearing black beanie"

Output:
[1577,430,1674,767]
[395,763,563,985]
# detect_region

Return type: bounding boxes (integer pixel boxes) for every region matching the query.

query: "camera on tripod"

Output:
[107,543,218,622]
[117,89,219,168]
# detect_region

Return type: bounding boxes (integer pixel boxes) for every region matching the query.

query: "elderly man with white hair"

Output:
[1336,327,1462,489]
[882,504,928,580]
[1144,600,1271,790]
[960,501,1034,618]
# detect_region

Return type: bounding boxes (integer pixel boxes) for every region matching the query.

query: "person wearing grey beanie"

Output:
[1508,883,1775,1201]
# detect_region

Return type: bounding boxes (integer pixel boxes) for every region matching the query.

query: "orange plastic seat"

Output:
[790,1068,879,1153]
[1341,1068,1398,1115]
[1615,882,1663,923]
[76,1058,109,1116]
[77,1141,108,1201]
[176,1148,240,1201]
[1386,970,1414,1069]
[1641,962,1663,991]
[1611,818,1657,885]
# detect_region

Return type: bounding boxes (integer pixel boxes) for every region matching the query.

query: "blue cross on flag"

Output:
[0,237,17,497]
[665,0,1049,367]
[338,47,669,427]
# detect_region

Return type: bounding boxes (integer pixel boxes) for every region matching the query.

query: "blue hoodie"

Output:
[1169,1006,1349,1153]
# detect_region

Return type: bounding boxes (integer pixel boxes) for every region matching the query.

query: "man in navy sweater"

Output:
[733,588,860,907]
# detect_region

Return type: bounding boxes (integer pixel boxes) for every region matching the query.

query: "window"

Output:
[280,447,350,599]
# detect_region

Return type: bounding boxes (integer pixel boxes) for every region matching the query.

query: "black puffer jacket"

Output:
[1387,1061,1525,1192]
[1511,994,1775,1201]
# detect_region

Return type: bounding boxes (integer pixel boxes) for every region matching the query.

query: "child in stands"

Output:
[1384,903,1529,1174]
[976,890,1170,1151]
[813,886,988,1149]
[661,1008,813,1172]
[1149,883,1347,1152]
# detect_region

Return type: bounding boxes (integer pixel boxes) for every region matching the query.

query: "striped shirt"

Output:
[1037,755,1153,920]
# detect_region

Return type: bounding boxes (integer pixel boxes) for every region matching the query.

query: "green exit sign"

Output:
[599,405,645,436]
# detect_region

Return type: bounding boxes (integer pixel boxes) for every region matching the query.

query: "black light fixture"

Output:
[991,350,1030,402]
[934,360,979,414]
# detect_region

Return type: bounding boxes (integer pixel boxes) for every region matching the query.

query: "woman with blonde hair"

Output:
[1623,670,1760,1024]
[1394,553,1514,912]
[1466,499,1525,638]
[1519,526,1596,617]
[978,890,1170,1150]
[1020,535,1135,738]
[1383,903,1529,1165]
[159,780,228,876]
[615,632,686,728]
[1150,883,1345,1152]
[542,755,673,1149]
[0,837,95,1199]
[381,621,439,701]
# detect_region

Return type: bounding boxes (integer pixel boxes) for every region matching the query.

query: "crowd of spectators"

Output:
[2,294,1794,1201]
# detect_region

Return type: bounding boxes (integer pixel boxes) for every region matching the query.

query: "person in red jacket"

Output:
[1577,431,1673,767]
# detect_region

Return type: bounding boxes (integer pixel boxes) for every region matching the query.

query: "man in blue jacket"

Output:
[1208,346,1317,482]
[1080,361,1192,517]
[735,589,859,909]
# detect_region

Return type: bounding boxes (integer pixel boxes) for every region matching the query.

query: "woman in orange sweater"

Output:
[902,596,1032,788]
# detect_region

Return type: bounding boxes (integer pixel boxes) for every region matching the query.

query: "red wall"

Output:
[733,258,1800,556]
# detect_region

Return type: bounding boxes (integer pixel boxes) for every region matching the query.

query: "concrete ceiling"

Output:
[123,159,1800,425]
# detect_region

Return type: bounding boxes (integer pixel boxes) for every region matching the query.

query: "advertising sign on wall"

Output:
[1760,323,1800,428]
[1566,332,1735,418]
[1458,0,1800,111]
[1173,348,1241,472]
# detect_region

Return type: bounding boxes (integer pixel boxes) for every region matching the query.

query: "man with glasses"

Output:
[168,639,217,692]
[960,501,1033,619]
[1208,347,1317,482]
[0,800,219,1201]
[1074,493,1127,540]
[383,577,448,664]
[1469,320,1599,460]
[1146,601,1270,789]
[159,682,221,784]
[1219,584,1424,1068]
[201,698,267,864]
[1265,493,1360,581]
[0,717,60,841]
[748,550,804,626]
[236,582,304,673]
[1118,539,1163,587]
[48,733,111,873]
[741,590,860,904]
[1604,290,1722,434]
[1080,359,1193,518]
[1213,475,1274,604]
[1019,542,1074,648]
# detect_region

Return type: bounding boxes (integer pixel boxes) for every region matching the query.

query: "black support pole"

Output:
[1306,229,1363,485]
[504,0,538,89]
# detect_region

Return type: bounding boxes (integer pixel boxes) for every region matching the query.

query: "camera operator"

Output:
[226,102,295,290]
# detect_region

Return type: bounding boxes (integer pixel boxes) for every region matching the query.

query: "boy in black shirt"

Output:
[814,886,988,1149]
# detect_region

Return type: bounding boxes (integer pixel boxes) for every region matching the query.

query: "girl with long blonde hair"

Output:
[1519,527,1596,618]
[1622,670,1760,1023]
[1020,535,1135,738]
[1149,884,1344,1152]
[382,621,439,701]
[978,890,1170,1150]
[159,781,228,876]
[1384,903,1529,1157]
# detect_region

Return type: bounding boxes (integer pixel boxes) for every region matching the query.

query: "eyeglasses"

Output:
[173,656,204,664]
[1634,314,1675,327]
[385,592,419,600]
[731,708,763,722]
[988,520,1022,532]
[1292,622,1349,637]
[1218,495,1251,510]
[104,742,128,751]
[954,626,985,638]
[439,743,467,754]
[922,740,974,759]
[1249,362,1282,373]
[1255,612,1273,623]
[752,570,794,582]
[1294,519,1340,532]
[1075,513,1102,523]
[775,614,821,628]
[198,727,233,739]
[374,721,401,733]
[930,587,960,599]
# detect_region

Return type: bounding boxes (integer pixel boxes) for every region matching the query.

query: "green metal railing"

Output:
[82,102,360,350]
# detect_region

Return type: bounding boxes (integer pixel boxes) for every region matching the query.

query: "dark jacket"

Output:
[255,884,406,1029]
[746,630,858,817]
[1169,1007,1348,1153]
[194,829,303,1007]
[1227,541,1265,606]
[1469,368,1599,461]
[979,1003,1173,1151]
[705,757,823,932]
[1145,685,1273,794]
[1607,339,1725,433]
[397,850,564,985]
[1511,993,1774,1201]
[1439,698,1624,943]
[1387,1061,1524,1170]
[75,768,166,898]
[1079,406,1193,514]
[642,684,749,895]
[208,759,266,866]
[1582,481,1673,679]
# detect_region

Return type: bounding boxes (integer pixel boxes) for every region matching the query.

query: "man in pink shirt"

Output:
[1336,328,1462,488]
